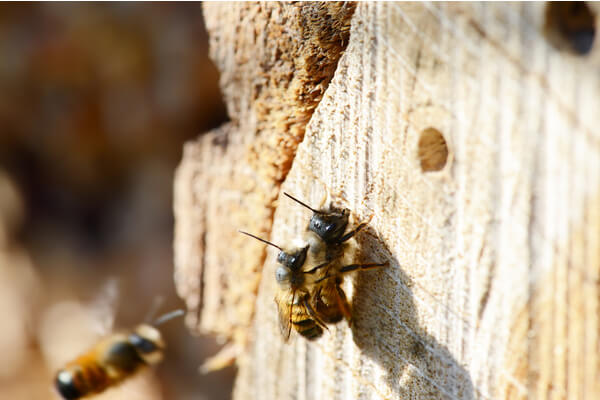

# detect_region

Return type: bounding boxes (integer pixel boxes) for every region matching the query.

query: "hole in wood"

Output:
[417,127,448,172]
[545,2,596,55]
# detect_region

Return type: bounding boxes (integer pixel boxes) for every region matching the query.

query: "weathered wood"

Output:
[173,2,354,369]
[176,2,600,399]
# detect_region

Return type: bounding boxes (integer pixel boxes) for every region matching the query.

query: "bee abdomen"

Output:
[55,338,145,399]
[315,299,344,323]
[55,360,110,399]
[314,287,345,324]
[293,319,323,340]
[320,311,343,324]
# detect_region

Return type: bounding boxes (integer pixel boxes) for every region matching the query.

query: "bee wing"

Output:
[275,289,293,341]
[88,278,120,336]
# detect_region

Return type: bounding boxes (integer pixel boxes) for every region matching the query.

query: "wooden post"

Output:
[175,3,600,399]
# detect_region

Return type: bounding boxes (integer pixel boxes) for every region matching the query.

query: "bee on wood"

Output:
[54,309,183,400]
[240,192,385,341]
[282,192,386,324]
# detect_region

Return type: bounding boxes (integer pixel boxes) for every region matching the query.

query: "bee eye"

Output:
[275,266,290,284]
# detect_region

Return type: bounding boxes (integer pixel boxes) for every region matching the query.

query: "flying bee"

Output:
[54,309,184,400]
[240,192,385,341]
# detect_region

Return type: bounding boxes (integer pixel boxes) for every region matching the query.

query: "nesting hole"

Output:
[417,128,448,172]
[545,2,596,55]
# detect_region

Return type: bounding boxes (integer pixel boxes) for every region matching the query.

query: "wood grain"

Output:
[176,2,600,398]
[173,2,354,369]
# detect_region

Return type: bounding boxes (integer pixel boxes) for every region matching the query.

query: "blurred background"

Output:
[0,3,233,399]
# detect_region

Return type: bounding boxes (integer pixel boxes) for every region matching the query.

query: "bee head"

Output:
[275,246,308,287]
[239,230,308,285]
[276,246,308,271]
[55,368,82,400]
[129,324,165,365]
[309,209,349,243]
[282,193,350,244]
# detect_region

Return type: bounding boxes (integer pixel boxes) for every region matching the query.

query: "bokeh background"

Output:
[0,3,234,399]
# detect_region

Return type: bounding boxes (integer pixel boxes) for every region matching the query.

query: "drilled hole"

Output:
[545,2,596,55]
[418,128,448,172]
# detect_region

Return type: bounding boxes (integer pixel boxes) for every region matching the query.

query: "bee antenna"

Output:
[239,230,283,251]
[283,192,320,213]
[144,295,165,323]
[152,309,185,326]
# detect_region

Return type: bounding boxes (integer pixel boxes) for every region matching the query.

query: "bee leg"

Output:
[337,215,374,243]
[315,273,333,284]
[303,262,329,275]
[303,296,329,331]
[339,262,387,273]
[334,283,353,325]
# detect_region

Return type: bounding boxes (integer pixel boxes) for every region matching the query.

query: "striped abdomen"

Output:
[55,335,146,399]
[55,355,112,399]
[291,303,323,340]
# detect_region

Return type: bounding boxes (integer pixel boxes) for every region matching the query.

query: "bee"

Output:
[54,309,184,400]
[240,192,385,341]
